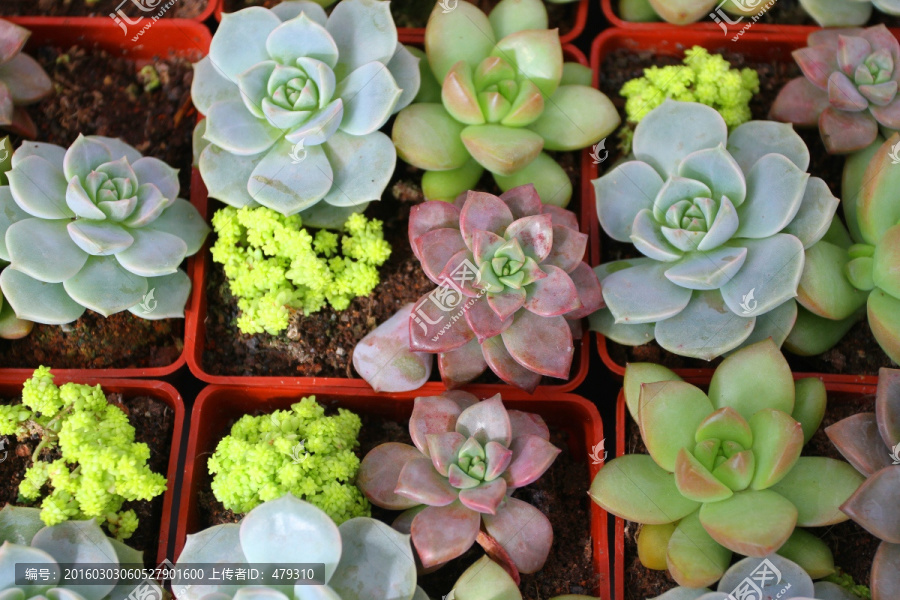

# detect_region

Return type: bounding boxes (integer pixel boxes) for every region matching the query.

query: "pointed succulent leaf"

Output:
[664,247,747,291]
[623,363,681,422]
[0,506,44,546]
[699,490,798,556]
[654,290,755,360]
[820,106,879,154]
[542,225,587,273]
[458,478,507,514]
[528,85,619,151]
[424,1,495,84]
[490,29,562,98]
[63,256,147,317]
[7,218,87,283]
[358,442,423,510]
[459,191,514,249]
[736,154,809,238]
[449,555,521,600]
[326,0,396,76]
[7,155,71,219]
[633,101,727,177]
[782,177,839,249]
[720,235,805,318]
[481,335,543,393]
[460,124,543,176]
[775,528,835,580]
[666,510,731,589]
[840,466,900,542]
[749,409,804,490]
[0,268,85,325]
[501,311,573,379]
[798,240,869,320]
[484,441,514,481]
[523,266,580,316]
[674,448,734,503]
[594,160,661,242]
[411,501,480,568]
[770,457,865,526]
[678,145,746,207]
[695,408,752,447]
[873,224,900,298]
[770,76,831,126]
[394,103,470,171]
[708,339,794,421]
[827,412,893,477]
[603,262,692,325]
[876,368,900,447]
[872,542,900,600]
[482,497,553,574]
[855,134,900,245]
[639,380,714,472]
[395,457,459,506]
[504,434,560,489]
[455,395,512,447]
[442,61,484,125]
[868,288,900,365]
[426,432,466,477]
[331,517,416,600]
[712,450,755,492]
[727,121,811,173]
[128,270,192,320]
[566,261,604,319]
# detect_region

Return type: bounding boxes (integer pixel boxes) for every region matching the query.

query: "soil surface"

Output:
[596,47,897,376]
[0,393,174,568]
[221,0,580,37]
[201,150,582,382]
[621,392,880,600]
[0,44,196,370]
[197,407,599,600]
[0,0,208,19]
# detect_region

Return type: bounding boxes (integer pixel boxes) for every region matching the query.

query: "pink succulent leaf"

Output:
[869,97,900,129]
[859,24,900,65]
[808,28,863,49]
[438,249,482,298]
[459,478,509,514]
[395,457,460,506]
[0,20,29,65]
[464,294,513,342]
[459,191,514,249]
[523,265,581,317]
[353,303,433,393]
[504,214,554,262]
[448,463,482,489]
[841,466,900,543]
[443,390,480,410]
[877,369,900,448]
[409,290,476,353]
[499,184,542,219]
[482,336,543,393]
[837,35,872,77]
[819,106,879,153]
[541,205,580,232]
[482,497,553,574]
[568,316,583,339]
[484,441,514,481]
[501,311,574,379]
[507,410,550,442]
[357,442,425,510]
[411,501,481,569]
[416,228,468,284]
[487,288,527,321]
[473,229,507,266]
[410,395,465,455]
[455,394,513,446]
[859,81,898,106]
[793,44,838,90]
[392,505,425,534]
[504,434,561,489]
[452,192,468,210]
[770,77,831,126]
[826,413,893,476]
[542,225,588,273]
[565,262,605,319]
[426,431,467,477]
[828,72,869,112]
[872,542,900,600]
[409,201,461,261]
[438,339,489,389]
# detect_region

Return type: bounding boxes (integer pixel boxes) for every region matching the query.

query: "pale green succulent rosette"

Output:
[590,100,839,361]
[0,135,209,325]
[192,0,420,218]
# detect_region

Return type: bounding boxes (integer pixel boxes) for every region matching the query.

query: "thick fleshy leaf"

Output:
[523,266,580,316]
[395,457,459,506]
[393,103,470,171]
[736,154,809,239]
[634,101,727,177]
[782,177,839,249]
[623,362,681,422]
[0,268,84,324]
[869,289,900,365]
[0,20,29,64]
[674,448,733,503]
[504,434,559,489]
[131,156,179,203]
[639,380,714,472]
[267,14,338,67]
[458,478,507,514]
[463,294,511,341]
[358,442,423,510]
[770,76,832,126]
[699,490,798,556]
[409,200,460,254]
[540,225,586,273]
[877,368,900,447]
[0,53,51,104]
[246,139,332,214]
[460,125,543,176]
[205,99,282,156]
[410,395,464,455]
[355,303,433,393]
[491,29,562,97]
[64,255,147,317]
[63,135,112,181]
[482,497,553,574]
[6,218,87,283]
[603,261,692,325]
[144,198,209,256]
[594,160,661,242]
[695,407,752,447]
[819,106,879,154]
[528,85,619,151]
[666,510,731,589]
[749,409,804,490]
[442,61,484,125]
[870,97,900,129]
[840,467,900,542]
[790,378,827,445]
[416,227,467,283]
[501,311,573,379]
[386,44,420,113]
[409,289,476,352]
[331,517,416,600]
[495,155,573,208]
[456,395,512,446]
[775,528,836,580]
[505,213,553,262]
[678,146,746,207]
[709,339,794,420]
[499,184,541,220]
[0,506,44,546]
[770,457,865,526]
[826,412,891,477]
[7,155,71,219]
[713,450,755,492]
[282,99,343,146]
[411,502,480,568]
[631,209,684,262]
[727,121,811,173]
[664,247,747,291]
[654,290,755,360]
[32,520,118,600]
[873,223,900,298]
[424,1,495,83]
[481,335,543,392]
[459,191,514,249]
[720,235,805,319]
[334,62,401,136]
[0,543,58,598]
[797,240,869,320]
[173,523,246,598]
[484,441,514,482]
[191,56,238,115]
[566,262,604,319]
[320,130,395,207]
[114,229,186,278]
[426,432,465,477]
[127,270,192,320]
[872,542,900,600]
[198,144,264,208]
[326,0,396,77]
[828,71,869,112]
[211,7,281,79]
[794,43,839,90]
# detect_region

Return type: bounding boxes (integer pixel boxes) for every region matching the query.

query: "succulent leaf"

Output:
[770,457,865,527]
[698,490,798,556]
[840,466,900,543]
[639,381,714,472]
[665,510,731,589]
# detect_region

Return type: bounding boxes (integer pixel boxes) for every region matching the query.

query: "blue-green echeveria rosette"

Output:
[0,135,209,325]
[591,100,840,360]
[192,0,421,218]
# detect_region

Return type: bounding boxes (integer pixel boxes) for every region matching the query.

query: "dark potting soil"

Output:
[0,393,174,568]
[201,150,583,382]
[197,408,598,600]
[0,0,208,19]
[596,47,896,376]
[220,0,580,37]
[620,392,879,600]
[0,44,196,370]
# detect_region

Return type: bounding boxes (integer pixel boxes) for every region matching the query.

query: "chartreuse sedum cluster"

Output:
[192,0,419,219]
[0,367,167,540]
[591,101,839,361]
[175,494,427,600]
[211,206,390,336]
[0,135,209,325]
[590,340,865,589]
[208,396,369,523]
[392,0,619,206]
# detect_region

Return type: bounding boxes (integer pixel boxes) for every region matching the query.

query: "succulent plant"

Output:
[0,135,208,325]
[826,368,900,600]
[589,339,865,588]
[407,184,602,392]
[0,136,30,339]
[771,25,900,155]
[0,505,151,600]
[192,0,419,218]
[590,100,838,361]
[175,494,423,600]
[357,392,559,575]
[786,133,900,364]
[391,0,619,206]
[798,0,900,27]
[0,20,52,140]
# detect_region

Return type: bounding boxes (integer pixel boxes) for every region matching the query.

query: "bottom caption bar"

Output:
[15,563,326,586]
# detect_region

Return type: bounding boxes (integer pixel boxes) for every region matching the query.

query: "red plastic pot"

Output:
[184,44,593,392]
[4,1,218,24]
[215,0,588,44]
[174,385,611,598]
[0,19,210,379]
[600,0,810,34]
[589,28,878,386]
[609,382,877,600]
[0,375,185,566]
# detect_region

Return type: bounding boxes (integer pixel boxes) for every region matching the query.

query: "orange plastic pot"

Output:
[4,1,218,24]
[184,44,593,393]
[588,28,878,386]
[174,385,611,598]
[609,381,877,599]
[0,375,185,565]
